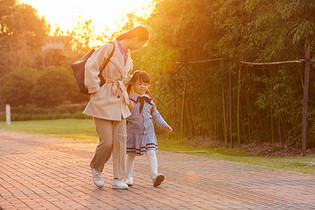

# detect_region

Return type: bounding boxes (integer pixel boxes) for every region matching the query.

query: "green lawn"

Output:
[1,119,314,175]
[159,138,315,175]
[0,119,99,142]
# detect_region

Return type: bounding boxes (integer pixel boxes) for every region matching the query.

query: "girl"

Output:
[84,26,149,190]
[125,71,172,187]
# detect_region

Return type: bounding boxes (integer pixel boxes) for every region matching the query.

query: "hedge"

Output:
[0,112,90,121]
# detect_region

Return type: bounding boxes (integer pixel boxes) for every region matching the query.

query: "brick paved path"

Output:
[0,129,314,210]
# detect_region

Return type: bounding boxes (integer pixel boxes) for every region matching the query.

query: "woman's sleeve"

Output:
[152,107,168,129]
[84,43,114,94]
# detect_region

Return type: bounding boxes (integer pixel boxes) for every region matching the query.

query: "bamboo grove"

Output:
[131,0,315,148]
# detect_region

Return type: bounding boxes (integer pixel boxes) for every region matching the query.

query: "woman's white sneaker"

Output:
[91,168,104,188]
[112,179,129,190]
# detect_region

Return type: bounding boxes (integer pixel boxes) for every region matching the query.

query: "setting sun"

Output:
[18,0,154,35]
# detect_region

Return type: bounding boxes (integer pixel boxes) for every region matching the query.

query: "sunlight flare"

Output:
[18,0,154,35]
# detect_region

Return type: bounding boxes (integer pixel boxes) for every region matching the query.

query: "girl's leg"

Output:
[90,118,113,173]
[146,150,164,187]
[146,150,158,179]
[126,154,136,185]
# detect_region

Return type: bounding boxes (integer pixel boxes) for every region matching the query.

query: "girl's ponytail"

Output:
[127,83,132,95]
[145,90,153,99]
[146,90,156,114]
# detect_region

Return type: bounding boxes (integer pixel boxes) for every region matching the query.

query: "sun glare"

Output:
[18,0,154,35]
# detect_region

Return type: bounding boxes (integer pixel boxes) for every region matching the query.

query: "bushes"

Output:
[0,65,90,121]
[0,66,89,107]
[10,103,87,114]
[0,103,89,121]
[32,66,77,107]
[0,112,89,121]
[0,103,90,121]
[0,67,35,106]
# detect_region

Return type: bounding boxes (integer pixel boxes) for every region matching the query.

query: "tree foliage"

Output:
[0,1,48,83]
[0,1,90,108]
[0,67,35,106]
[32,66,77,107]
[134,0,315,147]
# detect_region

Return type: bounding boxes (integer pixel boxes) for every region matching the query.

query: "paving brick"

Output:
[0,129,314,210]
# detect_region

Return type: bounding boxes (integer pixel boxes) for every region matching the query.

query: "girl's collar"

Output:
[134,93,146,97]
[129,93,150,100]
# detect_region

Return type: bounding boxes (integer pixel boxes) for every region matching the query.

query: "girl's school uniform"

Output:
[126,93,168,155]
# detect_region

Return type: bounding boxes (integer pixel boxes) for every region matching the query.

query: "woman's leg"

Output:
[112,119,127,180]
[90,118,113,173]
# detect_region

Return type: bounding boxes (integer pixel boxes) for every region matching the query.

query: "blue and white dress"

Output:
[126,94,168,155]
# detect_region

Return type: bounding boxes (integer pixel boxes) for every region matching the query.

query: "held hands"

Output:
[164,125,173,133]
[128,101,135,111]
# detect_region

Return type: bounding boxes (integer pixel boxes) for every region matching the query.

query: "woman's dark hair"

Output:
[116,26,149,42]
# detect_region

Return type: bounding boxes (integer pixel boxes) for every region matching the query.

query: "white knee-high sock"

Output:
[126,154,136,179]
[146,150,158,179]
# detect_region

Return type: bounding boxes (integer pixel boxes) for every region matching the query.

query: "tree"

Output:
[134,0,315,147]
[67,17,99,55]
[213,0,315,145]
[0,67,35,106]
[32,66,77,107]
[0,1,48,83]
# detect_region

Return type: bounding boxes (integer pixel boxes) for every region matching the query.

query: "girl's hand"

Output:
[164,125,173,133]
[128,101,135,111]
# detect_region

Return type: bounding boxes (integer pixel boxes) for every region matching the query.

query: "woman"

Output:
[83,26,149,190]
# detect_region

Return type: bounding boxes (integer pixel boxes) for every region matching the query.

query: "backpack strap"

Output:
[99,42,115,86]
[100,42,115,72]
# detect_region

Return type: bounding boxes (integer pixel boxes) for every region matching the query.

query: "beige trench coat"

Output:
[83,40,132,121]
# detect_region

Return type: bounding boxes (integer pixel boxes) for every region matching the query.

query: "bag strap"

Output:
[99,42,115,73]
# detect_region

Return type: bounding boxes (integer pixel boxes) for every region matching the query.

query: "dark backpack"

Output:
[71,42,115,95]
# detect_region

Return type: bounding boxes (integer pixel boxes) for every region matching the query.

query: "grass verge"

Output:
[158,138,315,175]
[1,119,314,175]
[0,119,98,142]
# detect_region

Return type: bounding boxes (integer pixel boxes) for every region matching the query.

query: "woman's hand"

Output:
[128,101,135,111]
[164,125,173,133]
